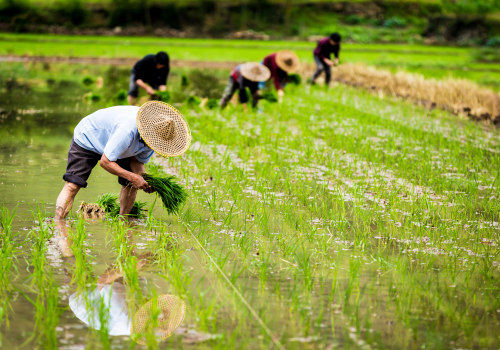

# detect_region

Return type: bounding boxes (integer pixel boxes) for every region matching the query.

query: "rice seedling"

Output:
[0,205,19,332]
[4,59,500,349]
[79,193,147,219]
[143,174,188,216]
[23,204,64,349]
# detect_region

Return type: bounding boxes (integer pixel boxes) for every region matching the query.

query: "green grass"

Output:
[1,33,500,86]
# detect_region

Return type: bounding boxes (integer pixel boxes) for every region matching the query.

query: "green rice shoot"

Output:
[94,193,147,219]
[143,174,188,216]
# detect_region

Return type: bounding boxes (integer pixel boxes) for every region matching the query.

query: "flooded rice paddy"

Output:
[1,61,500,349]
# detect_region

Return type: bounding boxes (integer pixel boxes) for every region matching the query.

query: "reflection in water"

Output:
[55,221,185,344]
[70,280,132,336]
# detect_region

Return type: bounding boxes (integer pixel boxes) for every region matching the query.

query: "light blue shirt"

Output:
[73,106,154,163]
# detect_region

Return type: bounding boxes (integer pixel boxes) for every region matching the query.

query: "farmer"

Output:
[54,101,191,221]
[219,62,271,111]
[127,52,170,106]
[262,50,300,103]
[310,32,341,86]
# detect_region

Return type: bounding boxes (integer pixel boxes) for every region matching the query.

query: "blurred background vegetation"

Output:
[1,0,500,45]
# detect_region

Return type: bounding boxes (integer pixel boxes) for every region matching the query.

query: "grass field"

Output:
[2,33,500,87]
[22,0,440,5]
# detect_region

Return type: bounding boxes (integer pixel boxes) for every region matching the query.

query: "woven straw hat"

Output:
[275,50,301,73]
[240,62,271,82]
[137,101,191,158]
[131,294,186,345]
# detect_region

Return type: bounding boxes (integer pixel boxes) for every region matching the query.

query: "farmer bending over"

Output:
[219,63,270,111]
[262,50,300,103]
[310,32,341,86]
[55,101,191,221]
[128,52,170,106]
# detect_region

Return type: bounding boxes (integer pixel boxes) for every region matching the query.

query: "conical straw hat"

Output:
[136,101,191,158]
[275,50,300,73]
[131,294,186,345]
[240,62,271,82]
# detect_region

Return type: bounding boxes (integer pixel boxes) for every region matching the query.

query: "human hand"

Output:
[131,174,154,193]
[278,89,285,103]
[324,58,333,66]
[146,86,156,95]
[334,58,339,66]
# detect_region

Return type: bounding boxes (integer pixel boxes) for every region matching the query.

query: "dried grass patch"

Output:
[301,63,500,124]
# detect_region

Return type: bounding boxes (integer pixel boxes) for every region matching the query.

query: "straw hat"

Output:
[240,62,271,82]
[131,294,186,345]
[136,101,191,158]
[275,50,301,73]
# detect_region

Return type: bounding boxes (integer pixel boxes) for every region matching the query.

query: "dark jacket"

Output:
[132,54,169,87]
[313,38,340,61]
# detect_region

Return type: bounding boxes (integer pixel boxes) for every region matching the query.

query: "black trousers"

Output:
[63,139,133,188]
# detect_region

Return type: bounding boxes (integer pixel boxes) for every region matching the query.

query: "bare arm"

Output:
[135,79,156,95]
[100,154,153,192]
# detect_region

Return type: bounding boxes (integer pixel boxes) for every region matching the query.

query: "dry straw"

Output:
[302,63,500,123]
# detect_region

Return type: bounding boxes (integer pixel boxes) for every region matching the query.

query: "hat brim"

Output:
[275,50,301,73]
[136,101,191,158]
[240,62,271,82]
[131,294,186,345]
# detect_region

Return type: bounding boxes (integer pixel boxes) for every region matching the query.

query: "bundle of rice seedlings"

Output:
[95,193,120,217]
[186,95,201,106]
[78,194,147,219]
[115,89,128,104]
[129,201,148,218]
[143,174,188,215]
[262,91,278,103]
[82,77,94,86]
[78,202,106,218]
[206,98,219,110]
[153,90,171,103]
[288,73,302,85]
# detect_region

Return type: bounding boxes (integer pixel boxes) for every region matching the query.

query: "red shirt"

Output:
[262,53,288,90]
[313,37,340,61]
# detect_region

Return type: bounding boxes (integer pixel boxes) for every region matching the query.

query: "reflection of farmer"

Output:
[128,52,170,106]
[262,50,300,103]
[55,229,185,343]
[310,33,341,86]
[219,63,270,112]
[54,102,190,221]
[69,255,151,336]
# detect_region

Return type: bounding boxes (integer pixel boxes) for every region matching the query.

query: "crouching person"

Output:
[219,63,270,112]
[55,101,191,221]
